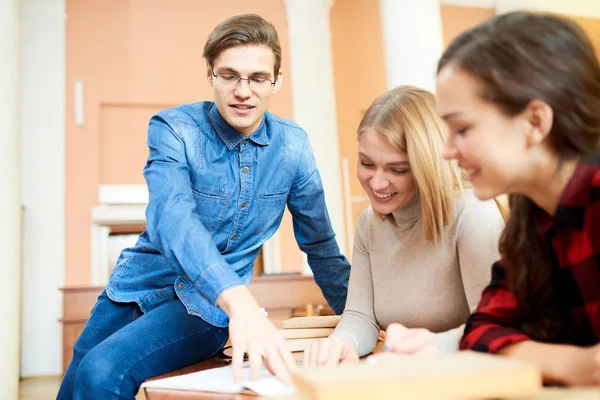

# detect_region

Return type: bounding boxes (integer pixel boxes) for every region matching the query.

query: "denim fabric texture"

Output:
[105,102,350,326]
[57,291,229,400]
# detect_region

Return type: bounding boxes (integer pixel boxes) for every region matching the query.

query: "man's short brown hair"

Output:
[203,14,282,79]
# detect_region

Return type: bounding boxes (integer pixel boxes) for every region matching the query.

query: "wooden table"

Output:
[145,379,600,400]
[143,358,600,400]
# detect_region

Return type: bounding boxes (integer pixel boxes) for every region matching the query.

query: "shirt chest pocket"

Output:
[255,189,289,233]
[191,187,229,234]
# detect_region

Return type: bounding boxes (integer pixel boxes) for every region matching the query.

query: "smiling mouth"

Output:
[463,168,480,181]
[230,104,255,110]
[372,190,397,199]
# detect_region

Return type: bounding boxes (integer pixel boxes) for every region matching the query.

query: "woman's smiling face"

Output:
[357,129,416,214]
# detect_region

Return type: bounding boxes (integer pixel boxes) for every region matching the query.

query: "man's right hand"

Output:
[217,285,296,385]
[303,337,359,367]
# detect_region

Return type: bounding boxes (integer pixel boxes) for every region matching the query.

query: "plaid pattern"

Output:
[460,148,600,353]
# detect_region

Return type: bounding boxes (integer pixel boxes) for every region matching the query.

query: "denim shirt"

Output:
[105,102,350,327]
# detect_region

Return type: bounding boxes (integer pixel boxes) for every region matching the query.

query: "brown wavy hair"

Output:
[438,11,600,340]
[203,14,282,79]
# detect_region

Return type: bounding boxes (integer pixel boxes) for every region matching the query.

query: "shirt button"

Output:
[242,167,249,173]
[231,234,237,240]
[242,140,248,145]
[178,283,184,289]
[241,202,246,208]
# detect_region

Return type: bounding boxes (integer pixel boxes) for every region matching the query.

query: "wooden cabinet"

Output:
[60,274,331,374]
[59,286,104,374]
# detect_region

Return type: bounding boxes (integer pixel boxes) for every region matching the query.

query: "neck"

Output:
[391,195,420,227]
[522,154,579,216]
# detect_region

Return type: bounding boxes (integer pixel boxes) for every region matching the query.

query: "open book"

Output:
[141,363,297,397]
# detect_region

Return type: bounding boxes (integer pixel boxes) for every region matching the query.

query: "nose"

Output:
[443,133,458,160]
[370,169,389,191]
[234,80,251,99]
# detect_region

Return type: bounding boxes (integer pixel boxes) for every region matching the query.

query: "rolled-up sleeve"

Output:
[460,262,530,353]
[330,211,380,356]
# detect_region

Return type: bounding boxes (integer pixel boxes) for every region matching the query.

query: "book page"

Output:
[142,363,297,397]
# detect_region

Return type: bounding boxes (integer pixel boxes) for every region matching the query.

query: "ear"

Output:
[206,61,214,87]
[272,69,283,94]
[522,99,553,147]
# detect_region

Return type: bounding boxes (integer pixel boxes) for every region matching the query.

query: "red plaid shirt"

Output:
[460,148,600,353]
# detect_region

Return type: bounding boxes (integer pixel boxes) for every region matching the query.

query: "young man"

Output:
[57,14,350,400]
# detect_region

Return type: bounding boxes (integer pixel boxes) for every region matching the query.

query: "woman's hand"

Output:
[554,343,600,386]
[369,323,437,363]
[218,286,296,385]
[499,340,600,387]
[303,337,359,367]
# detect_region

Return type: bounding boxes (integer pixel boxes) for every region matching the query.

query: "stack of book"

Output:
[279,315,341,353]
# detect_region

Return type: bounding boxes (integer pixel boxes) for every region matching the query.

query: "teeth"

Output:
[373,191,395,199]
[234,105,251,110]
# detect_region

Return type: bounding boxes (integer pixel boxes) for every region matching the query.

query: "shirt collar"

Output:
[208,103,269,150]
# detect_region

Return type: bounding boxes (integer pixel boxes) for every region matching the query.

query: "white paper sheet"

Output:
[141,363,297,397]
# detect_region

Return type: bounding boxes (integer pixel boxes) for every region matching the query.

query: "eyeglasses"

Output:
[211,70,276,90]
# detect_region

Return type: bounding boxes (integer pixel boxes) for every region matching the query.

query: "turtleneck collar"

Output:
[390,194,420,228]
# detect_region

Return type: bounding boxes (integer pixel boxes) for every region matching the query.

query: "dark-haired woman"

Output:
[437,11,600,386]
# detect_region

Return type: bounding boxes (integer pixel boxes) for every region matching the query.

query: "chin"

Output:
[371,204,395,215]
[227,121,252,132]
[472,185,501,201]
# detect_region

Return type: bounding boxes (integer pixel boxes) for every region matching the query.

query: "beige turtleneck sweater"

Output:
[330,190,504,356]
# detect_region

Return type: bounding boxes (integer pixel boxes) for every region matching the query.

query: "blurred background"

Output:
[2,0,599,399]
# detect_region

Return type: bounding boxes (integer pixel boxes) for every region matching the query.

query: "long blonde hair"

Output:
[358,86,463,242]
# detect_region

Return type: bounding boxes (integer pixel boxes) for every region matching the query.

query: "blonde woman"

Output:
[304,86,504,366]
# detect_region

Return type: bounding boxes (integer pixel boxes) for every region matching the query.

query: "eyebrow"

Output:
[388,161,410,166]
[358,152,410,166]
[440,112,463,121]
[215,66,272,78]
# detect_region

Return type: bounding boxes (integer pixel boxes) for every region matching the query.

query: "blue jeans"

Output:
[57,291,229,400]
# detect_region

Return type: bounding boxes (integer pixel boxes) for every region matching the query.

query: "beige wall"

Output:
[441,5,495,47]
[64,1,600,285]
[330,0,387,234]
[440,5,600,55]
[65,0,293,285]
[1,0,22,394]
[21,0,66,377]
[571,15,600,58]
